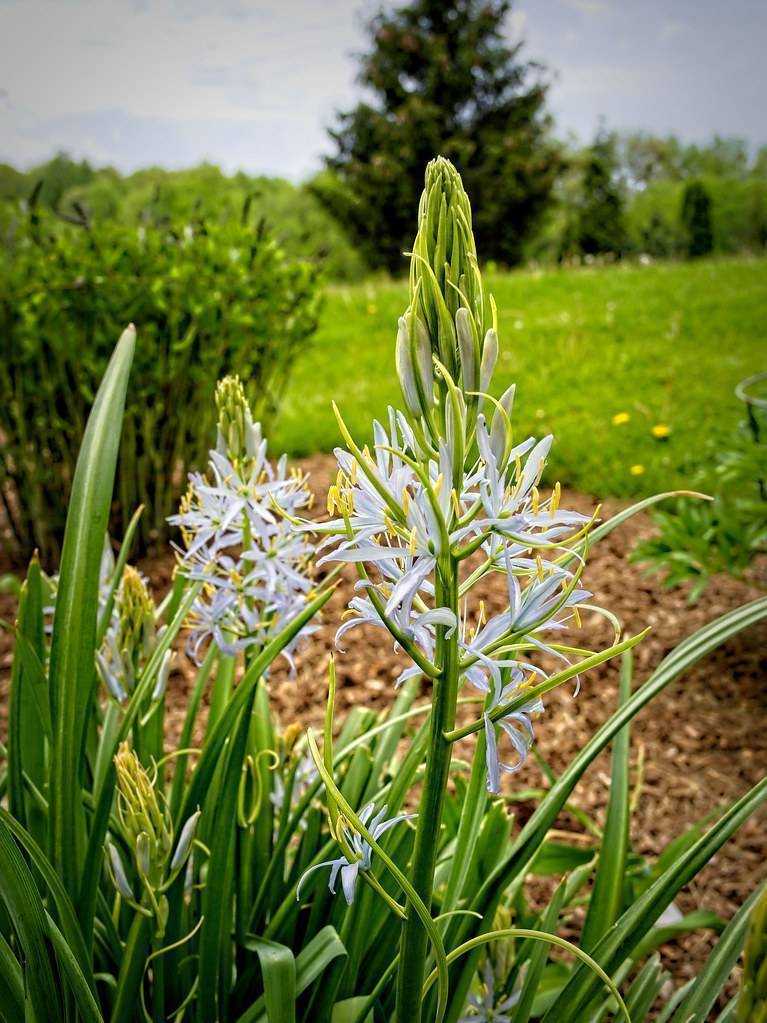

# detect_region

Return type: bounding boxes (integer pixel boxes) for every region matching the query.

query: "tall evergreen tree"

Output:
[574,129,626,256]
[312,0,561,274]
[680,180,714,257]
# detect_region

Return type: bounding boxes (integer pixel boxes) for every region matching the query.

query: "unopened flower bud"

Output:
[479,329,499,395]
[215,374,256,465]
[107,842,134,901]
[456,307,477,394]
[490,385,515,465]
[116,567,154,666]
[171,809,201,873]
[409,157,486,373]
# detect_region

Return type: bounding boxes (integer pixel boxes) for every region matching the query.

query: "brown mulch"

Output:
[1,452,765,1012]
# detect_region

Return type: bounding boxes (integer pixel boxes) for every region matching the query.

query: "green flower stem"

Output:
[395,554,459,1023]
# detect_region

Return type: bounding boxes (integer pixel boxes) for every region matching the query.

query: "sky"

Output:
[0,0,765,179]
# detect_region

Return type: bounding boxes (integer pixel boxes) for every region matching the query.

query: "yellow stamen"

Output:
[433,473,443,497]
[532,486,540,515]
[451,488,461,518]
[536,554,544,582]
[550,481,561,517]
[573,606,582,629]
[409,526,418,556]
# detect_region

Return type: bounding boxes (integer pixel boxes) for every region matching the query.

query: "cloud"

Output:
[565,0,609,16]
[659,18,685,45]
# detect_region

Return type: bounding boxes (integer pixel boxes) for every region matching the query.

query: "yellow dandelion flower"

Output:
[612,412,630,426]
[651,423,671,439]
[367,303,377,316]
[630,464,645,476]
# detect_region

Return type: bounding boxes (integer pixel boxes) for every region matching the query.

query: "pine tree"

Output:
[312,0,561,274]
[680,180,714,257]
[574,129,626,257]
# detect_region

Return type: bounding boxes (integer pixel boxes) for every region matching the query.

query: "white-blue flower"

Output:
[296,803,416,906]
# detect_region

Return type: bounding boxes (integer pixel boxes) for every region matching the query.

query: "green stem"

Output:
[395,555,459,1023]
[111,911,152,1023]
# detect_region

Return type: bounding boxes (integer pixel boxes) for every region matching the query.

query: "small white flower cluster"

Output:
[319,397,591,792]
[169,376,316,668]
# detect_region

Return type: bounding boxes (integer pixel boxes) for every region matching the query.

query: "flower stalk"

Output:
[396,555,460,1021]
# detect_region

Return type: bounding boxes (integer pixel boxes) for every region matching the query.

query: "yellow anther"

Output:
[551,481,561,517]
[402,488,410,514]
[350,458,358,484]
[573,606,582,629]
[327,486,338,515]
[536,554,544,582]
[433,473,443,497]
[451,488,461,518]
[514,454,522,479]
[409,526,418,556]
[532,486,540,515]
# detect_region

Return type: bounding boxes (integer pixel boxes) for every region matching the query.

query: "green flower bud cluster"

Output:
[108,743,199,936]
[397,157,499,441]
[737,884,767,1022]
[216,373,255,468]
[97,566,170,705]
[116,566,155,669]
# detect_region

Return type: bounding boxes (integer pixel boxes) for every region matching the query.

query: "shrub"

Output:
[0,204,322,561]
[1,159,765,1023]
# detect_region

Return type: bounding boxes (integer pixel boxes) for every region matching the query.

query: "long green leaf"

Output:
[236,926,346,1023]
[48,324,135,900]
[669,880,767,1023]
[45,913,104,1023]
[444,595,767,1023]
[0,809,95,994]
[0,935,24,1022]
[544,775,767,1021]
[199,688,257,1022]
[580,650,633,951]
[0,817,63,1023]
[247,937,296,1023]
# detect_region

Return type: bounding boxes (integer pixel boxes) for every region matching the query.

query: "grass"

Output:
[273,256,767,498]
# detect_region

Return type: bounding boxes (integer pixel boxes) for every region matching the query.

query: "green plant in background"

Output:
[681,181,714,258]
[0,160,765,1023]
[634,373,767,601]
[0,202,321,562]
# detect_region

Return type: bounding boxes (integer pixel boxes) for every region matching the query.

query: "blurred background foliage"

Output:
[0,202,321,561]
[0,0,765,576]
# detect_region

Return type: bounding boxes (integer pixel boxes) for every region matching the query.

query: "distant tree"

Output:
[620,132,685,187]
[313,0,561,274]
[573,129,626,256]
[680,180,714,257]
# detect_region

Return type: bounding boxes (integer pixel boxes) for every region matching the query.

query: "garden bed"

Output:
[1,453,765,1002]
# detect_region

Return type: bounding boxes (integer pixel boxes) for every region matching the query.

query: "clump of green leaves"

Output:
[634,410,767,601]
[0,202,322,561]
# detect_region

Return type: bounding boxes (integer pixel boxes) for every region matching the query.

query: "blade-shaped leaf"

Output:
[580,651,633,951]
[48,324,135,900]
[247,937,296,1023]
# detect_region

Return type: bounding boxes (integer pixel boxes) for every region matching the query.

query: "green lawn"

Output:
[272,256,767,498]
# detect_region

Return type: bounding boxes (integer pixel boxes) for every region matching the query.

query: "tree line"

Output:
[2,0,766,278]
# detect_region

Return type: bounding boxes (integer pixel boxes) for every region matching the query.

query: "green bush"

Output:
[0,205,322,561]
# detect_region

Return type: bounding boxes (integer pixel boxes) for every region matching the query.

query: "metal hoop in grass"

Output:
[421,928,632,1023]
[735,371,767,411]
